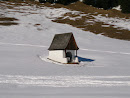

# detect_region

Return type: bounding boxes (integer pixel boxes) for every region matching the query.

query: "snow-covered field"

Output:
[0,2,130,98]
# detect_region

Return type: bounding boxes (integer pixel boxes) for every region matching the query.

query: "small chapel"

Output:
[48,32,79,64]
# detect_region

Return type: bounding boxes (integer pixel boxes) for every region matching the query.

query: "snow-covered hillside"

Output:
[0,1,130,98]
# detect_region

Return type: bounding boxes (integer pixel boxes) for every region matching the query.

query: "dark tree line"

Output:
[83,0,118,10]
[83,0,130,13]
[39,0,130,13]
[2,0,130,13]
[39,0,79,5]
[118,0,130,13]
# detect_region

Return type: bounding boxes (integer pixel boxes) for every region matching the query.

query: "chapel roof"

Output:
[48,32,79,50]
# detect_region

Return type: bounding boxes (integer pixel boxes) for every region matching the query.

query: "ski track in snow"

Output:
[0,42,47,48]
[0,42,130,55]
[80,48,130,55]
[0,75,130,87]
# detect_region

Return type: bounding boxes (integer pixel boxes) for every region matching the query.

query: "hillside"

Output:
[0,1,130,98]
[1,1,130,40]
[45,1,130,40]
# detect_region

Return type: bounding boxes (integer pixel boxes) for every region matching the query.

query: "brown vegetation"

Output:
[0,22,18,26]
[0,17,18,26]
[0,17,18,21]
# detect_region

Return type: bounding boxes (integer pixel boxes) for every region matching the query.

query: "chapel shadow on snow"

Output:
[78,56,95,62]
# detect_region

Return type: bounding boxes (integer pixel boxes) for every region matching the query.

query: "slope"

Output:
[0,1,130,98]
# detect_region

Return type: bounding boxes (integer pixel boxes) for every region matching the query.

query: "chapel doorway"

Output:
[66,52,72,63]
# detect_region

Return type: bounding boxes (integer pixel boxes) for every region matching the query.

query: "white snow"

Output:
[1,75,130,87]
[113,5,121,11]
[93,14,130,30]
[0,2,130,98]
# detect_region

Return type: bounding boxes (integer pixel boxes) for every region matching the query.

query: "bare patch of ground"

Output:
[0,17,18,26]
[0,17,18,21]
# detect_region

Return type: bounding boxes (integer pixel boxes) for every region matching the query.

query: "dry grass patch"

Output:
[0,17,18,26]
[0,22,18,26]
[54,16,130,40]
[0,17,18,21]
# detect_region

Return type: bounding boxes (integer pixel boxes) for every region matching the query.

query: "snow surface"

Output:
[113,5,121,11]
[0,2,130,98]
[93,14,130,31]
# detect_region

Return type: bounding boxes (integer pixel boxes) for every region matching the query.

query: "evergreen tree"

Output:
[95,0,103,8]
[39,0,46,3]
[83,0,95,5]
[119,0,130,13]
[55,0,79,5]
[83,0,119,10]
[46,0,54,3]
[111,0,118,7]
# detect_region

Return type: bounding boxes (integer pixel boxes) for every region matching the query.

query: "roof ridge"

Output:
[48,32,78,50]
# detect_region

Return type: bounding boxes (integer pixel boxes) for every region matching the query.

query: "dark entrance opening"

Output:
[66,52,72,63]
